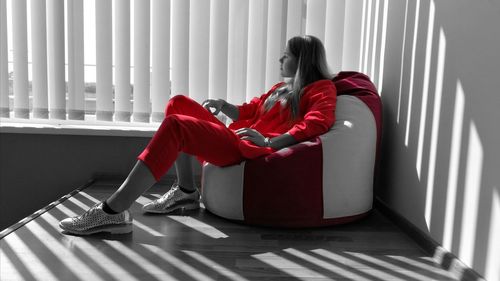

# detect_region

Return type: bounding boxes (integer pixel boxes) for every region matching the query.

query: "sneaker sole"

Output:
[143,202,200,214]
[60,223,133,236]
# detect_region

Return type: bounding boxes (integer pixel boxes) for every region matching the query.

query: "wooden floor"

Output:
[0,180,458,281]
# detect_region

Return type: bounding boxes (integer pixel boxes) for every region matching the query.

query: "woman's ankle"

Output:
[104,198,130,214]
[177,183,197,193]
[102,200,120,214]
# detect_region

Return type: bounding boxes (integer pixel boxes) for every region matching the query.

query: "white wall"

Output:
[0,132,191,231]
[369,0,500,280]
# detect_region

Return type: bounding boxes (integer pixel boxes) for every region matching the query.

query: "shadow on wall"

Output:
[0,134,156,231]
[361,0,500,279]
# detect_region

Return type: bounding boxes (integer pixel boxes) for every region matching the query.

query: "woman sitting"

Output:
[59,35,337,235]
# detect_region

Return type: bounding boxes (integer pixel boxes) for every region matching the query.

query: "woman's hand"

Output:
[235,128,269,147]
[202,99,225,115]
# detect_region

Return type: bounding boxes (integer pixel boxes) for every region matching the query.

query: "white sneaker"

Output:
[142,184,200,214]
[59,202,133,235]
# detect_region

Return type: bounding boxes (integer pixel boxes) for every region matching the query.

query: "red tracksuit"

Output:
[138,79,336,181]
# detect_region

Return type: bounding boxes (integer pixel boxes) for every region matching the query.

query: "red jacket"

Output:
[229,79,337,159]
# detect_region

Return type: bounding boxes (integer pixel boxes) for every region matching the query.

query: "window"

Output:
[0,0,356,128]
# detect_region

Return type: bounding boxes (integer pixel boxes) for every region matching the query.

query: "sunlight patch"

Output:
[25,220,104,280]
[105,240,177,280]
[253,251,328,280]
[442,80,465,250]
[285,248,370,281]
[1,233,59,281]
[141,244,215,281]
[424,27,447,228]
[183,250,249,281]
[168,216,228,239]
[416,0,436,178]
[459,121,483,267]
[485,189,500,281]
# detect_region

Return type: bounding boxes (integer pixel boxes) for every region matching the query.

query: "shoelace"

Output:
[74,203,100,223]
[154,186,180,206]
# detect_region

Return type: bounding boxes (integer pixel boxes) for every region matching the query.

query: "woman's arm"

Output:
[202,99,239,121]
[268,133,297,150]
[220,100,239,121]
[287,81,336,142]
[235,129,298,151]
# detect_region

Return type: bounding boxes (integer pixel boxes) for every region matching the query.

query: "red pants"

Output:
[138,95,244,181]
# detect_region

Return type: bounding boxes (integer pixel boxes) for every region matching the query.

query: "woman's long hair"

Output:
[264,35,332,120]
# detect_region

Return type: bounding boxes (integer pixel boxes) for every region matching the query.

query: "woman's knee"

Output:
[162,114,182,130]
[152,114,184,147]
[165,95,195,116]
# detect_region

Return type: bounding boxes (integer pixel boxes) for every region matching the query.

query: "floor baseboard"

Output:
[0,179,95,240]
[375,197,486,281]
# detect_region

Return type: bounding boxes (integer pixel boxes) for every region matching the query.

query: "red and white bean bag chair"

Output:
[201,72,382,227]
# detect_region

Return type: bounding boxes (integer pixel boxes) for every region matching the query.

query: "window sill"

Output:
[0,117,160,137]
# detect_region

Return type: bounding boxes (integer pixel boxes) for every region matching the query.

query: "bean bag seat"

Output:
[201,71,382,227]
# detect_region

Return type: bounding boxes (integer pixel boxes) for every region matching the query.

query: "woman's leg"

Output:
[105,160,156,213]
[164,95,224,124]
[168,95,225,192]
[175,152,197,192]
[59,163,153,234]
[138,113,242,182]
[110,96,235,211]
[60,95,241,234]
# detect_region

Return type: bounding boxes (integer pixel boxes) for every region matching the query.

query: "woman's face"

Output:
[279,46,298,78]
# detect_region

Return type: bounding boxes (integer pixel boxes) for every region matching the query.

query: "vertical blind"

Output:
[0,0,385,124]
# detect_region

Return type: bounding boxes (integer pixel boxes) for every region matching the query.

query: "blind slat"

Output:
[286,0,304,40]
[208,0,229,101]
[342,0,364,71]
[377,0,389,91]
[151,0,170,122]
[1,0,10,117]
[246,0,268,101]
[133,0,151,122]
[95,0,113,121]
[370,0,382,86]
[47,0,66,119]
[189,0,210,103]
[3,0,355,124]
[171,0,189,97]
[325,0,345,73]
[226,0,248,105]
[67,0,85,120]
[265,0,286,90]
[12,0,29,118]
[114,0,131,122]
[362,0,374,74]
[31,0,48,119]
[305,0,326,43]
